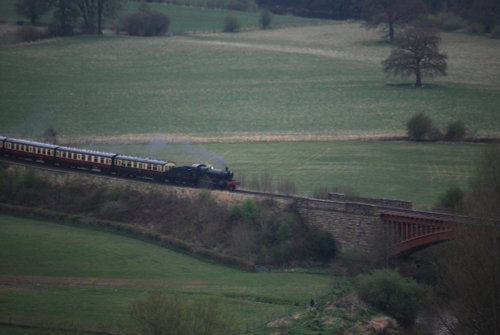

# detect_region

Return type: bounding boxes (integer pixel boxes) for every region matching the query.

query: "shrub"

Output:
[15,26,48,42]
[445,121,466,141]
[355,269,426,327]
[124,10,170,36]
[406,112,434,141]
[437,186,464,212]
[492,25,500,39]
[126,291,236,335]
[259,10,272,29]
[428,12,467,31]
[223,15,240,33]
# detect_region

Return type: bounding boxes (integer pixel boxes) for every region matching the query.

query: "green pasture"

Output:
[121,2,325,34]
[0,215,332,331]
[93,141,483,208]
[0,21,499,139]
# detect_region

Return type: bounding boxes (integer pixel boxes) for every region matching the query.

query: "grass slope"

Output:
[0,214,332,331]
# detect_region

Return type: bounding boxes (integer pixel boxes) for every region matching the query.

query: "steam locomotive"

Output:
[0,136,240,190]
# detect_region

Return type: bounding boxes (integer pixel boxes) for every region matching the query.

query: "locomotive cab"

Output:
[192,164,239,190]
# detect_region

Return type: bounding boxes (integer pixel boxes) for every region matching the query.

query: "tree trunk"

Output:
[415,61,422,88]
[97,1,103,35]
[388,20,395,43]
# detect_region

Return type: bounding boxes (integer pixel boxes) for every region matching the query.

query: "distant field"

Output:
[0,215,332,332]
[0,0,324,33]
[0,4,499,207]
[0,21,499,139]
[93,141,482,208]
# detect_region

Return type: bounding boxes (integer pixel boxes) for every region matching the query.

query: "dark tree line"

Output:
[256,0,500,33]
[16,0,122,36]
[256,0,362,20]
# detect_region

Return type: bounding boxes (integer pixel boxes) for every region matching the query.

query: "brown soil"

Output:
[61,133,407,146]
[0,275,207,289]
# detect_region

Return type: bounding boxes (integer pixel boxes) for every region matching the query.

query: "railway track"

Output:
[0,156,476,225]
[0,156,298,201]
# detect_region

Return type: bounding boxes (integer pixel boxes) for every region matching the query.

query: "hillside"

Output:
[0,214,333,333]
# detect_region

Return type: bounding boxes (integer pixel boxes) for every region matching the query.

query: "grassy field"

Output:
[92,141,482,208]
[0,214,333,332]
[0,21,499,138]
[0,0,325,33]
[0,12,498,205]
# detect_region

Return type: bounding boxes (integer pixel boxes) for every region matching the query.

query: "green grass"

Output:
[0,215,332,331]
[122,2,326,34]
[0,12,497,208]
[93,141,483,208]
[0,22,499,139]
[0,0,325,32]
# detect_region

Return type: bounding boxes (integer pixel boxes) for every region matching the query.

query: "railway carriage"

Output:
[0,135,240,190]
[114,155,175,181]
[2,138,58,162]
[55,146,117,172]
[0,136,6,153]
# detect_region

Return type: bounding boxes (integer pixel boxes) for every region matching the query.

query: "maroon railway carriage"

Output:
[2,138,58,162]
[55,146,117,172]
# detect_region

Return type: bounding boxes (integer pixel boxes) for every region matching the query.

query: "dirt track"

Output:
[0,275,207,288]
[62,133,407,146]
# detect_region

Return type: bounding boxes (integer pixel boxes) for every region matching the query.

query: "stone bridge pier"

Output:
[295,197,382,254]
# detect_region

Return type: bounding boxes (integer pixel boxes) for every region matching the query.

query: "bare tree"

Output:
[76,0,122,35]
[16,0,52,25]
[362,0,428,42]
[383,26,447,87]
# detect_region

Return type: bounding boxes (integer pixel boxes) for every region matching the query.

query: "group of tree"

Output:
[0,165,337,266]
[406,112,466,141]
[16,0,123,36]
[255,0,500,34]
[434,145,500,334]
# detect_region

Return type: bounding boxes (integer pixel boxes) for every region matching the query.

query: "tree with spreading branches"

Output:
[383,26,447,87]
[362,0,428,42]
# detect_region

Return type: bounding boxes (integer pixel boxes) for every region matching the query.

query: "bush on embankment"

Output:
[355,269,427,327]
[0,164,337,267]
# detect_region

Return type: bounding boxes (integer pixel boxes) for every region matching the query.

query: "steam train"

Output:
[0,136,240,190]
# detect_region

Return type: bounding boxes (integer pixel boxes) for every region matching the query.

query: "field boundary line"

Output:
[62,133,408,145]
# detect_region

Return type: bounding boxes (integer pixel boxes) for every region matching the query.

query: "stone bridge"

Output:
[291,193,472,256]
